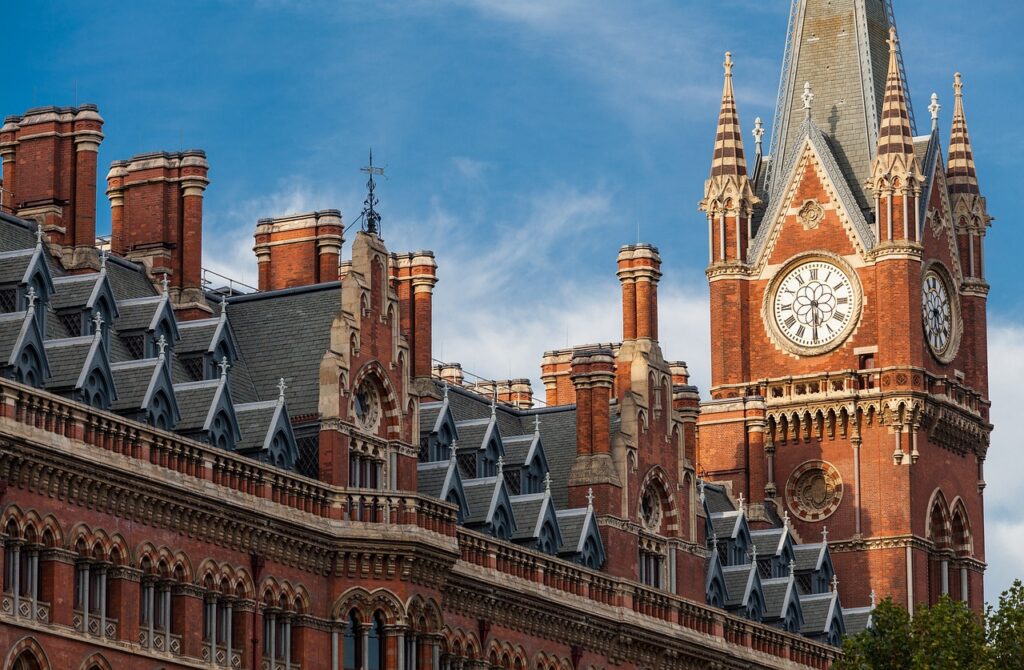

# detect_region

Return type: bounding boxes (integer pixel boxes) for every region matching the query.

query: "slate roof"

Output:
[110,359,160,411]
[800,593,837,635]
[419,401,443,435]
[176,319,219,354]
[43,336,94,389]
[762,577,794,618]
[723,565,754,607]
[750,527,788,557]
[703,484,735,514]
[843,607,872,635]
[174,379,221,431]
[104,257,157,302]
[463,477,500,525]
[711,512,744,541]
[417,461,450,499]
[235,400,279,452]
[510,493,546,540]
[556,508,587,553]
[115,296,164,332]
[503,434,537,466]
[794,543,827,572]
[50,274,100,310]
[0,313,30,364]
[225,283,340,418]
[0,248,35,284]
[0,214,38,252]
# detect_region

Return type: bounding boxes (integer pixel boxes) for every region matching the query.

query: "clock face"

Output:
[772,260,857,351]
[922,270,953,356]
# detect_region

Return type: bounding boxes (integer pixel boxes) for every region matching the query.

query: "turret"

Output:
[947,73,991,282]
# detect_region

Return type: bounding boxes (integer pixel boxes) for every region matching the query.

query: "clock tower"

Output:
[696,0,991,614]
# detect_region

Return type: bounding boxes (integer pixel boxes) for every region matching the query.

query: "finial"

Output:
[698,478,707,504]
[954,72,964,98]
[586,487,595,511]
[156,334,168,361]
[869,590,877,608]
[219,297,228,321]
[887,26,898,52]
[442,380,449,401]
[25,287,37,311]
[711,531,718,550]
[35,223,44,247]
[544,471,551,495]
[92,311,104,339]
[821,525,829,544]
[753,117,765,154]
[802,82,814,119]
[161,273,170,296]
[449,441,458,465]
[277,377,287,404]
[750,544,758,565]
[737,492,745,514]
[928,92,941,131]
[496,455,504,476]
[831,573,839,593]
[723,51,733,78]
[534,413,541,436]
[218,355,230,380]
[782,510,790,529]
[789,559,796,578]
[360,149,385,236]
[99,249,107,273]
[490,391,497,418]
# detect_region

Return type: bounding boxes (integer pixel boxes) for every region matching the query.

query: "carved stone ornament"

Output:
[797,199,825,230]
[785,460,843,522]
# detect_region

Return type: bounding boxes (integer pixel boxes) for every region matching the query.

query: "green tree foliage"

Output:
[832,580,1024,670]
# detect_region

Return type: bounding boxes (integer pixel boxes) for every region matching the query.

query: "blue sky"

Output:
[5,1,1022,604]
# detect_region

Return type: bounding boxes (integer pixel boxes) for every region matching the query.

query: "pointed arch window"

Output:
[3,520,42,622]
[343,610,361,670]
[367,612,385,670]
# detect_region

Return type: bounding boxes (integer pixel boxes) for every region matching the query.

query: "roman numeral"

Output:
[796,325,806,339]
[833,311,846,322]
[780,304,792,312]
[833,282,845,291]
[810,269,819,280]
[796,273,806,286]
[837,297,848,305]
[784,316,797,329]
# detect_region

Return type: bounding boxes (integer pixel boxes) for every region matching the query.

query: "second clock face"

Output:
[772,260,856,350]
[922,270,953,357]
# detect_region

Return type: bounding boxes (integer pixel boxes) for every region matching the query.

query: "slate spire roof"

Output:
[875,28,916,162]
[947,73,980,197]
[768,0,902,211]
[710,52,747,179]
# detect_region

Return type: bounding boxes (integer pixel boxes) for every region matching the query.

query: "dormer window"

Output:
[0,289,17,313]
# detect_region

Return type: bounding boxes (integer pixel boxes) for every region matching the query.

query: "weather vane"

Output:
[360,149,385,236]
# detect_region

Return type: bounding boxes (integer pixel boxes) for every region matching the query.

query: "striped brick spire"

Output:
[876,28,915,159]
[710,52,747,178]
[947,73,979,196]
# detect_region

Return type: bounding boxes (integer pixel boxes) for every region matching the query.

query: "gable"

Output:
[752,125,875,272]
[920,149,965,284]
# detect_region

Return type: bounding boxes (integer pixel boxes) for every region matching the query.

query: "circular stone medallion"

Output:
[785,460,843,522]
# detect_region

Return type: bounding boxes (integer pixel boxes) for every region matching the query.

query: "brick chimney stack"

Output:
[617,244,662,341]
[253,210,344,291]
[107,150,210,318]
[391,251,438,378]
[568,346,620,513]
[432,362,465,387]
[0,105,104,270]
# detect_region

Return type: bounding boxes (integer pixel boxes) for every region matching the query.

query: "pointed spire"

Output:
[876,28,915,160]
[947,72,980,196]
[928,92,941,132]
[709,52,748,179]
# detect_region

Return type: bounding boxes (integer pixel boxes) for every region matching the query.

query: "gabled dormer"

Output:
[761,573,805,635]
[0,309,49,386]
[50,265,118,346]
[502,416,549,495]
[510,482,562,556]
[462,470,516,541]
[0,231,55,332]
[556,504,606,570]
[417,454,469,523]
[114,293,179,362]
[110,356,180,430]
[454,405,505,478]
[800,587,845,647]
[418,387,459,462]
[722,561,766,622]
[175,301,240,382]
[174,374,240,450]
[235,390,299,469]
[750,520,797,579]
[709,508,753,567]
[44,331,116,410]
[792,537,836,595]
[705,546,727,608]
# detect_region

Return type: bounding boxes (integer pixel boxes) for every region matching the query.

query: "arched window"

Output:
[210,411,234,451]
[367,612,385,670]
[74,540,114,639]
[16,344,44,387]
[492,506,512,540]
[140,558,182,654]
[203,576,242,667]
[343,610,361,670]
[150,390,172,430]
[580,535,602,570]
[538,521,558,555]
[3,519,42,621]
[11,650,43,670]
[83,369,110,410]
